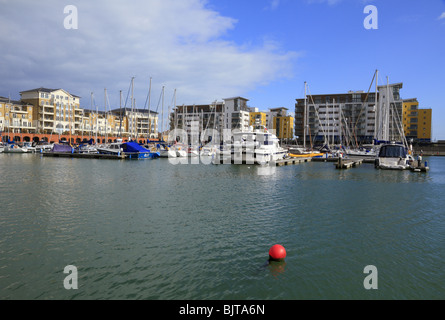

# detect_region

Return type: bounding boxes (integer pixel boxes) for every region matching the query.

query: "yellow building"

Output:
[249,112,267,127]
[272,115,294,140]
[0,96,35,135]
[20,87,81,135]
[403,99,432,142]
[267,107,294,140]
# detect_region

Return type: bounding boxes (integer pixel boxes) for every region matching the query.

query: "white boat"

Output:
[375,142,412,170]
[3,144,29,153]
[172,144,187,157]
[214,125,287,165]
[76,144,98,154]
[23,142,37,153]
[344,145,377,158]
[34,142,54,153]
[96,140,124,155]
[156,143,177,158]
[200,145,217,157]
[187,146,199,157]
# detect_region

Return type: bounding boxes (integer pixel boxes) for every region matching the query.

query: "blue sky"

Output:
[1,0,444,138]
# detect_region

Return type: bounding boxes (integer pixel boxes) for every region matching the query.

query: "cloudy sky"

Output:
[1,0,445,138]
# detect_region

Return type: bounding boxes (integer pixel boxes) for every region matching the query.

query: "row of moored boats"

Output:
[1,126,428,170]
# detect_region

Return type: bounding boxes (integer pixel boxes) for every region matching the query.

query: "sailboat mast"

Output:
[131,77,135,140]
[94,92,98,145]
[104,88,107,143]
[119,90,122,138]
[148,77,152,140]
[386,76,390,141]
[304,81,307,149]
[161,85,165,140]
[374,69,378,141]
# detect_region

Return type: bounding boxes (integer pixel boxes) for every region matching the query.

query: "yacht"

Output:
[214,125,287,165]
[97,140,124,155]
[98,140,159,159]
[375,142,412,170]
[156,143,177,158]
[3,143,29,153]
[288,147,324,158]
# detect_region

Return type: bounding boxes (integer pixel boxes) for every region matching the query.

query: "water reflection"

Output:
[268,261,286,277]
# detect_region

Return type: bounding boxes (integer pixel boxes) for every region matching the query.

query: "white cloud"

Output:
[0,0,298,110]
[439,12,445,20]
[265,0,280,11]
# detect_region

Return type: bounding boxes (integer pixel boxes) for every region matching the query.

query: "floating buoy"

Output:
[269,244,286,262]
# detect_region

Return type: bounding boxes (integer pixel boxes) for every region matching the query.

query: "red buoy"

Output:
[269,244,286,262]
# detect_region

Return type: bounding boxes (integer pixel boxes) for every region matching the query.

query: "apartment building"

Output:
[223,97,251,132]
[295,83,406,146]
[0,96,35,135]
[110,108,159,140]
[170,97,252,143]
[402,98,432,142]
[249,110,267,127]
[267,108,294,140]
[20,88,82,135]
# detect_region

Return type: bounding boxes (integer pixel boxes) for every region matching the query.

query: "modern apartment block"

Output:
[295,82,406,146]
[249,110,267,127]
[169,97,252,143]
[267,108,294,140]
[170,98,295,144]
[402,99,432,142]
[223,97,251,132]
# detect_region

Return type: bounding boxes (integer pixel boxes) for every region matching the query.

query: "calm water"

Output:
[0,153,444,300]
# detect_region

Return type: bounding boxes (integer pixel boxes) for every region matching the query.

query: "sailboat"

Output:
[374,73,413,170]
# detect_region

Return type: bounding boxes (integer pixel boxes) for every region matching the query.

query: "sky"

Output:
[1,0,444,139]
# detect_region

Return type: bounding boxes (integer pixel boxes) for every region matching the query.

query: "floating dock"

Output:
[275,157,312,166]
[409,161,430,172]
[335,158,364,169]
[42,152,126,160]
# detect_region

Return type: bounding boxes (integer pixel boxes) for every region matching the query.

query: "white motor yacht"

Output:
[214,125,287,165]
[375,142,412,170]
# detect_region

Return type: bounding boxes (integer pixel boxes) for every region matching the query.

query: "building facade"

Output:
[169,97,252,144]
[402,98,432,142]
[20,88,82,135]
[223,97,251,132]
[0,97,35,136]
[249,111,267,127]
[0,87,159,144]
[267,108,294,140]
[295,83,407,147]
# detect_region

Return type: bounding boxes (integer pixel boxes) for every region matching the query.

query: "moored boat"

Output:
[214,125,287,165]
[3,144,29,153]
[375,142,412,170]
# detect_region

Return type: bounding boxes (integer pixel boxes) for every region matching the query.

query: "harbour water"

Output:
[0,154,444,300]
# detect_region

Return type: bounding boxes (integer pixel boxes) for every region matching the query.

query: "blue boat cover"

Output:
[52,144,73,153]
[122,142,150,153]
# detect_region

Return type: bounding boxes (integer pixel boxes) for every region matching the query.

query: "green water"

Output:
[0,154,444,299]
